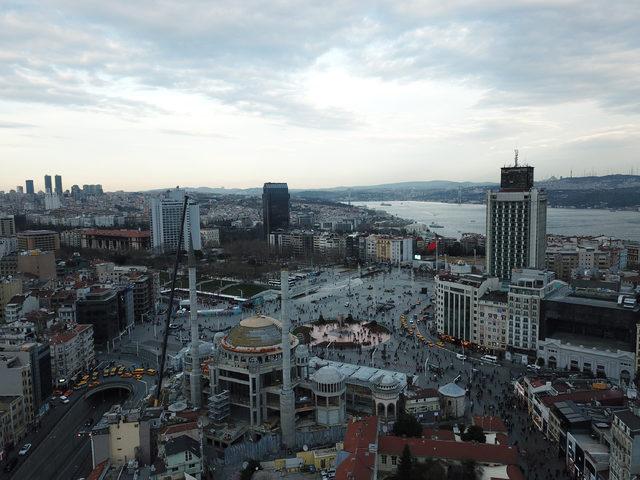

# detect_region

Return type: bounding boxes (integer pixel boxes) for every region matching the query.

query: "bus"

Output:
[480,354,498,364]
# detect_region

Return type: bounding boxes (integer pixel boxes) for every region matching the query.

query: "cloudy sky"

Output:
[1,1,639,191]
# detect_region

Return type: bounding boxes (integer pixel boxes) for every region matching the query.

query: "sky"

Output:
[1,1,640,192]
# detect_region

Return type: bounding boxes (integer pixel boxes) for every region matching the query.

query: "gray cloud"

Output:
[1,0,639,129]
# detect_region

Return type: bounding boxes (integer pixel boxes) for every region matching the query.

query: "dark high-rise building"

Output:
[44,175,52,193]
[486,152,547,280]
[54,175,62,195]
[25,180,34,195]
[262,182,290,239]
[76,286,134,346]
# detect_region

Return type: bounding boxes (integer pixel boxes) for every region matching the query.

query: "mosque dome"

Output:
[222,315,298,353]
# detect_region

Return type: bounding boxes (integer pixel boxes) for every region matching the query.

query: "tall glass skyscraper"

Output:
[54,175,63,195]
[44,175,52,194]
[262,182,290,239]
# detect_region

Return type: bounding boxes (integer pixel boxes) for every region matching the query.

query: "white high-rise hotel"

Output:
[486,152,547,280]
[150,188,201,253]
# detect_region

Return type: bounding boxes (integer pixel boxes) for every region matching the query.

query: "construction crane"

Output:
[152,195,189,406]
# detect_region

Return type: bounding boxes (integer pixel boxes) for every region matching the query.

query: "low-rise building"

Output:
[16,250,57,281]
[153,434,203,480]
[0,277,22,323]
[81,229,150,251]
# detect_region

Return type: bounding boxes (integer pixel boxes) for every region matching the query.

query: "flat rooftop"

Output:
[548,332,633,353]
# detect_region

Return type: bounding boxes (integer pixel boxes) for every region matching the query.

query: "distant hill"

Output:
[142,174,640,208]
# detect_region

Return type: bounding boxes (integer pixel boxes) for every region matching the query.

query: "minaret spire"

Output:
[187,220,201,408]
[279,270,296,446]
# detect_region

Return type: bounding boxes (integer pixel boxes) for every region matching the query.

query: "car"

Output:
[76,429,89,438]
[18,443,32,456]
[456,354,467,361]
[527,364,541,371]
[60,395,70,404]
[3,457,18,472]
[169,323,179,330]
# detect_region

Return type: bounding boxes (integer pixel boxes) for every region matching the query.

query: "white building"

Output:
[537,336,635,383]
[435,273,500,342]
[150,188,201,253]
[474,291,508,351]
[49,324,95,381]
[507,269,564,354]
[486,163,547,280]
[44,192,62,211]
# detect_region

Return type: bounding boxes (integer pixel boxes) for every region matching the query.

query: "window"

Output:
[381,455,387,464]
[391,456,397,466]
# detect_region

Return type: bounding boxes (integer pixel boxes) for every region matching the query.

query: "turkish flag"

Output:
[427,241,437,252]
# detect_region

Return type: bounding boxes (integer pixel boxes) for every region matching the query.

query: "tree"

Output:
[397,444,414,478]
[412,459,447,480]
[461,425,486,443]
[392,412,422,438]
[240,460,262,480]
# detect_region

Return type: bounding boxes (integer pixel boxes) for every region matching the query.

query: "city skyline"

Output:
[2,1,640,191]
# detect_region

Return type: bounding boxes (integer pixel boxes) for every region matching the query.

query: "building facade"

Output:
[17,230,60,252]
[0,216,15,237]
[486,162,547,280]
[81,229,151,251]
[507,269,561,354]
[435,274,500,342]
[262,182,290,239]
[150,189,201,253]
[49,324,95,381]
[610,410,640,480]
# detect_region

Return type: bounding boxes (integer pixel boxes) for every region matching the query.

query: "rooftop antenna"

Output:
[514,148,519,167]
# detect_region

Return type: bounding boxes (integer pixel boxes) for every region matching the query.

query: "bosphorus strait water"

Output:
[355,201,640,241]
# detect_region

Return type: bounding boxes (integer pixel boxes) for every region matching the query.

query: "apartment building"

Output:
[610,410,640,480]
[49,324,95,381]
[17,230,60,252]
[507,269,561,354]
[474,291,508,352]
[435,273,500,342]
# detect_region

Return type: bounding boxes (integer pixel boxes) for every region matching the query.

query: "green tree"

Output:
[397,444,414,478]
[461,425,486,443]
[392,412,422,438]
[240,460,262,480]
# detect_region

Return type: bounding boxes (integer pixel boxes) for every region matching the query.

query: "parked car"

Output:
[18,443,32,456]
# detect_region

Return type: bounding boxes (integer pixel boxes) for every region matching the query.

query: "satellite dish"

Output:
[303,444,308,451]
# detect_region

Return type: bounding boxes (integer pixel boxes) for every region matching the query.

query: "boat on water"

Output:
[380,202,392,206]
[429,222,444,228]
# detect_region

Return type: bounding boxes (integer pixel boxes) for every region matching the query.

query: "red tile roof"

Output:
[379,436,519,465]
[474,416,508,433]
[83,229,150,238]
[337,416,378,480]
[540,389,625,407]
[49,324,92,345]
[422,428,455,441]
[161,421,198,436]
